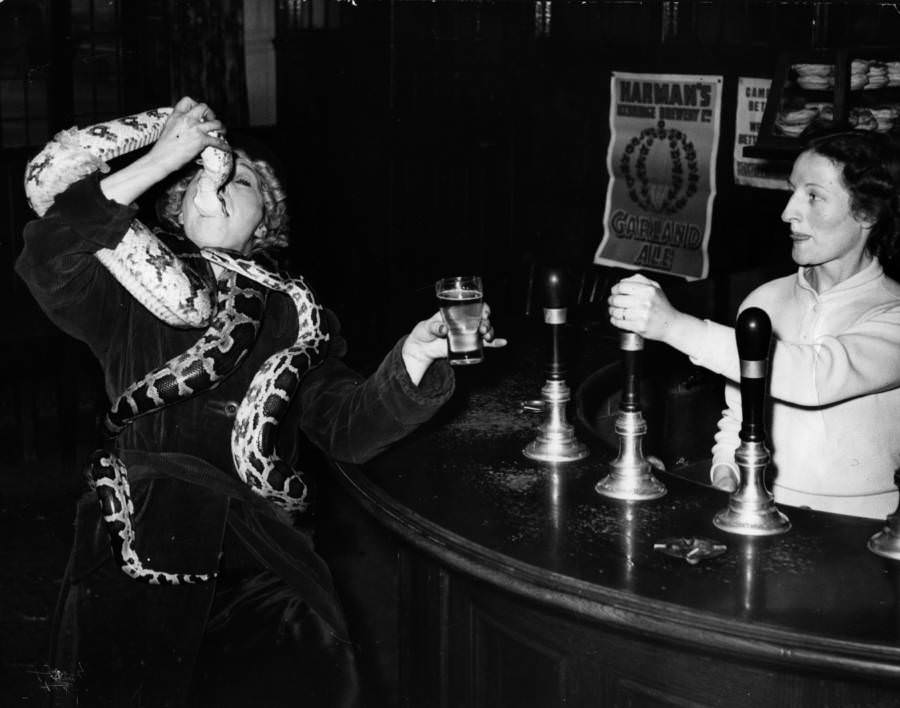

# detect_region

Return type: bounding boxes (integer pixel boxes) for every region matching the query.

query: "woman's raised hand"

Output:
[100,97,227,207]
[147,97,227,178]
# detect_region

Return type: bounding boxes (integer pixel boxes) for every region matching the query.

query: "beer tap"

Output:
[523,267,589,463]
[713,307,791,536]
[594,331,666,500]
[867,473,900,560]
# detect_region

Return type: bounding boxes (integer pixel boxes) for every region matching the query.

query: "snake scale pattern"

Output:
[24,107,227,328]
[25,108,330,584]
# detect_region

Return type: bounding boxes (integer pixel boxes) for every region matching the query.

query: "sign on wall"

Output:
[733,77,790,190]
[595,72,723,281]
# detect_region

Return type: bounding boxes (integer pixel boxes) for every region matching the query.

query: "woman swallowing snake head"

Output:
[25,108,330,584]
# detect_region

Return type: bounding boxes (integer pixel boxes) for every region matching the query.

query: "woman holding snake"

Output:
[16,96,504,707]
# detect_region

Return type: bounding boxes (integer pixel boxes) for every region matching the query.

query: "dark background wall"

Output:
[2,0,900,458]
[273,0,900,359]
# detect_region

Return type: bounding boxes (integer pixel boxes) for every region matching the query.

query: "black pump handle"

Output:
[542,267,569,312]
[542,267,569,378]
[736,307,772,443]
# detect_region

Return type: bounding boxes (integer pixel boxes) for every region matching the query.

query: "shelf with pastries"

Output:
[747,47,900,161]
[744,49,847,161]
[844,51,900,136]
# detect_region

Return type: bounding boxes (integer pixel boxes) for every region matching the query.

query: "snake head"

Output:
[193,142,233,217]
[193,173,230,217]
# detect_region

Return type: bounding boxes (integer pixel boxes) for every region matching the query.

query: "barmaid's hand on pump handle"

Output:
[607,272,738,492]
[607,273,687,342]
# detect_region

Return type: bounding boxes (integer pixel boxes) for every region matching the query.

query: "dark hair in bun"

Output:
[807,130,900,266]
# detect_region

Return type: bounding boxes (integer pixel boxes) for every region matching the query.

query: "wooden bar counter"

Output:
[330,329,900,707]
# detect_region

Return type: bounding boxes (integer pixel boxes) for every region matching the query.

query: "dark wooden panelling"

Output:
[386,540,900,708]
[470,605,568,707]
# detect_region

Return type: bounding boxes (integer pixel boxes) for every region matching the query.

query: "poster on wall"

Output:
[733,77,790,190]
[595,71,722,281]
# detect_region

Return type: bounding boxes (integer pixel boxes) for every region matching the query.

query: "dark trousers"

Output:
[190,569,361,707]
[47,527,361,708]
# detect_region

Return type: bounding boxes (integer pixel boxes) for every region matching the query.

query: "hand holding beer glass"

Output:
[435,275,486,365]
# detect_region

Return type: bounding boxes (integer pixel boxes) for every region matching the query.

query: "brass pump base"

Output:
[523,380,589,463]
[713,441,790,536]
[868,513,900,560]
[594,410,666,501]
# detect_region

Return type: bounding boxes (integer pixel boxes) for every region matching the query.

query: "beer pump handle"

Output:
[542,267,568,380]
[522,267,589,463]
[712,305,789,535]
[736,307,772,443]
[594,313,666,500]
[619,332,643,413]
[543,267,568,322]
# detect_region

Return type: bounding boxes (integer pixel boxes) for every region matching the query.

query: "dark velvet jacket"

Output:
[14,175,454,695]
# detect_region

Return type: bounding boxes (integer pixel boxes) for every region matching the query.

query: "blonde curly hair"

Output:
[155,148,289,254]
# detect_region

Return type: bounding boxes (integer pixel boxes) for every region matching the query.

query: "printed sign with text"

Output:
[595,72,722,281]
[733,77,790,190]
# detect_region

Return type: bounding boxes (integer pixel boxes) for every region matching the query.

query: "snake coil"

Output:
[26,108,330,584]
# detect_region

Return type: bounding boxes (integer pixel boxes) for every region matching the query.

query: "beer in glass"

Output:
[435,275,484,365]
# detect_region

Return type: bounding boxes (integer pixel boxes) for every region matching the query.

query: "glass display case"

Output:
[746,46,900,160]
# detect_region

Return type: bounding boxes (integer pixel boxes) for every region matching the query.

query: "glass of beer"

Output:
[435,275,484,365]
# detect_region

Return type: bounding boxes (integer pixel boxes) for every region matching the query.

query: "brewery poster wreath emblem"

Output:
[595,72,723,281]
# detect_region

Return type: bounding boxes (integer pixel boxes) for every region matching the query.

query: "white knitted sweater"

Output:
[689,259,900,519]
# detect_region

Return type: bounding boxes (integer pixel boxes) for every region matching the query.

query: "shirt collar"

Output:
[797,258,883,299]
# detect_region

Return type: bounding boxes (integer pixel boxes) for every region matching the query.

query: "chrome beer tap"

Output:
[713,307,791,536]
[523,267,589,463]
[867,474,900,560]
[594,332,666,500]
